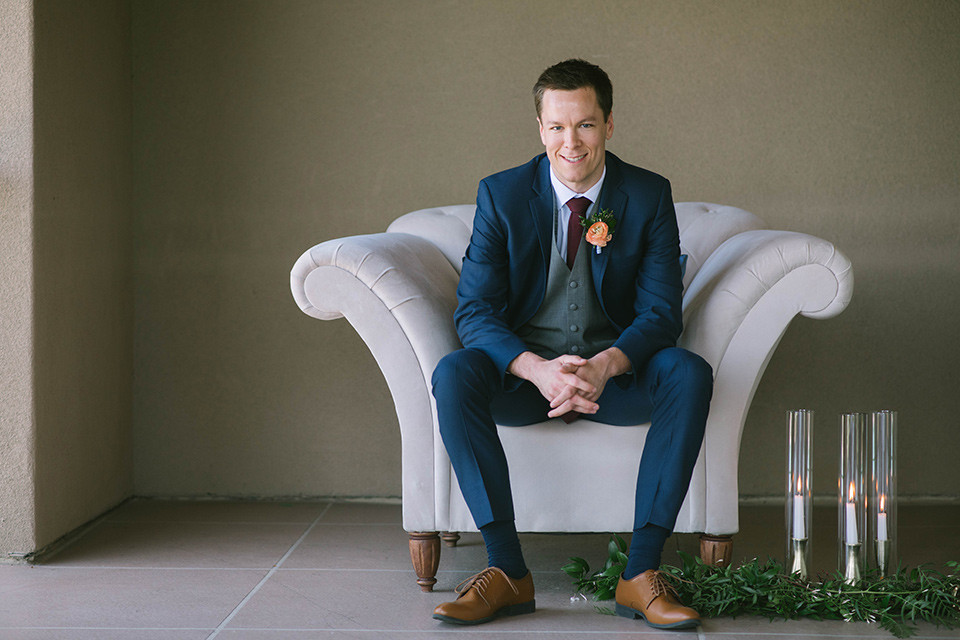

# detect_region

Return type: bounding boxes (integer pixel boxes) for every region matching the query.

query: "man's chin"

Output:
[555,170,600,193]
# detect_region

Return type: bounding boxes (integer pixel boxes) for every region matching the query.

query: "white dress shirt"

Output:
[549,166,606,263]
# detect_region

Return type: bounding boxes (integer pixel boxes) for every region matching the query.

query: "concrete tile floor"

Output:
[0,500,957,639]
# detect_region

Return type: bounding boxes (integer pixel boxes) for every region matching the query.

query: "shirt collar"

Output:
[549,165,606,209]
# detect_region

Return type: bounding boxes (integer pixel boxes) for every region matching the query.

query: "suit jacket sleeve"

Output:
[453,179,531,382]
[610,177,684,386]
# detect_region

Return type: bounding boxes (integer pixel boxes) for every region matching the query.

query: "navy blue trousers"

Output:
[431,347,713,532]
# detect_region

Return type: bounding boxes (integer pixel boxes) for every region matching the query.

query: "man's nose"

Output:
[563,130,581,147]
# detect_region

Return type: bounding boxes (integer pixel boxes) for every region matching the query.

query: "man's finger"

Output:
[549,385,578,409]
[568,395,599,414]
[547,395,598,418]
[559,371,596,395]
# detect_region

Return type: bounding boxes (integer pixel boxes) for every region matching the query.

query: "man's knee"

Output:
[433,349,501,445]
[652,348,713,396]
[432,348,498,400]
[433,348,486,384]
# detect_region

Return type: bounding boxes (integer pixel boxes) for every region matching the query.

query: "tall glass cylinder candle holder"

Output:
[870,410,898,577]
[786,409,813,579]
[839,413,867,584]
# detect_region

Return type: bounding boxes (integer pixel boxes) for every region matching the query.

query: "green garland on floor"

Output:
[562,534,960,638]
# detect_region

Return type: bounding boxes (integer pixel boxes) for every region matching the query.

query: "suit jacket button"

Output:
[570,325,579,332]
[570,345,580,353]
[569,303,578,311]
[569,281,578,288]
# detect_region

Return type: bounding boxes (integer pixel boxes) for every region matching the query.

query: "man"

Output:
[430,59,712,630]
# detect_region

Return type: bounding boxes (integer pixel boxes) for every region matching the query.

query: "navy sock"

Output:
[479,520,528,580]
[623,522,671,579]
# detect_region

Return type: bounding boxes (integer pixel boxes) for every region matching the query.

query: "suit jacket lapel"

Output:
[592,152,626,292]
[530,157,555,268]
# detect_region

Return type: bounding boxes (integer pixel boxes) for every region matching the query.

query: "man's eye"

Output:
[580,123,594,128]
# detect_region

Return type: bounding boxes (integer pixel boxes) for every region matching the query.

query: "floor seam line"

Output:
[205,502,332,639]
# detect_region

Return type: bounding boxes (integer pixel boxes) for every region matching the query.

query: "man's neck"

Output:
[550,165,606,206]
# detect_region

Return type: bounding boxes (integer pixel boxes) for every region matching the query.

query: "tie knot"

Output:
[566,197,591,217]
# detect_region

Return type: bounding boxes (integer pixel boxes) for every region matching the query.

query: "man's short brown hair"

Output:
[533,58,613,122]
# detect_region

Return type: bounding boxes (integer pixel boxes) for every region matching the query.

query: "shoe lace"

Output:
[455,567,518,607]
[648,570,680,600]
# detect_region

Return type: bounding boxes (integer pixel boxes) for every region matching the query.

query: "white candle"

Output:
[844,482,858,545]
[792,476,806,539]
[845,502,858,544]
[877,512,888,541]
[877,494,888,541]
[793,494,805,539]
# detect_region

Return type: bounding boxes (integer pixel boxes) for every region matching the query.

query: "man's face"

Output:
[538,87,614,193]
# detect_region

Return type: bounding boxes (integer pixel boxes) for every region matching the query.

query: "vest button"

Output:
[570,325,579,332]
[569,303,578,311]
[569,280,578,288]
[570,345,580,353]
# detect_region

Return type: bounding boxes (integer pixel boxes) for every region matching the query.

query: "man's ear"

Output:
[605,112,614,140]
[538,117,546,145]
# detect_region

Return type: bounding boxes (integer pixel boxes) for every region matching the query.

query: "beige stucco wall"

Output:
[1,0,133,556]
[0,0,38,554]
[131,0,960,501]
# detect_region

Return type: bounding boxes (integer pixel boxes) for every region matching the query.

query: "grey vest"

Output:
[516,212,619,360]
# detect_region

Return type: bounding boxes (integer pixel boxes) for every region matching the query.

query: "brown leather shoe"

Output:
[433,567,535,625]
[615,569,700,629]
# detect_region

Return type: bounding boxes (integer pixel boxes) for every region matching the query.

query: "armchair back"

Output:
[385,202,767,292]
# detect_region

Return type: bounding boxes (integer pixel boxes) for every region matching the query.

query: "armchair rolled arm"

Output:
[680,229,853,368]
[291,232,462,376]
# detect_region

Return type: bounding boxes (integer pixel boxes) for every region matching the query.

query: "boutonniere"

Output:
[579,208,616,254]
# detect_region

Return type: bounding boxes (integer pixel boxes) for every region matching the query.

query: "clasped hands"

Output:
[508,347,631,418]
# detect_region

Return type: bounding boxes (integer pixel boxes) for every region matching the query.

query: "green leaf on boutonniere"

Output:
[579,207,617,235]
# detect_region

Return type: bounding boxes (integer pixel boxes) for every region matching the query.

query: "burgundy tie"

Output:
[565,197,591,269]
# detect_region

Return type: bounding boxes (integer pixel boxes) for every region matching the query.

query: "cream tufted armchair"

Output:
[290,202,853,591]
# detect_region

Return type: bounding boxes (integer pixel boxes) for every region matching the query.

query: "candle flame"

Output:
[880,494,886,513]
[848,481,856,502]
[796,476,803,494]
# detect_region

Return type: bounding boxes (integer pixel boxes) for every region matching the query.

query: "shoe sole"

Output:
[615,602,701,629]
[433,599,536,625]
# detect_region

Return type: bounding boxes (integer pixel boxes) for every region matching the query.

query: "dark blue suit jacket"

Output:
[454,151,684,389]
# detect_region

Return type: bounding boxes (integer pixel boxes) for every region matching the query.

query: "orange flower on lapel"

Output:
[579,208,617,254]
[585,222,612,247]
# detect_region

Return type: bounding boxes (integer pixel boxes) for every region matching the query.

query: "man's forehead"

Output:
[539,89,604,117]
[539,110,604,125]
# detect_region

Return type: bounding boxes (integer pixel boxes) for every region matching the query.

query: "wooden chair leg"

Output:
[409,531,441,592]
[441,531,461,547]
[699,534,733,567]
